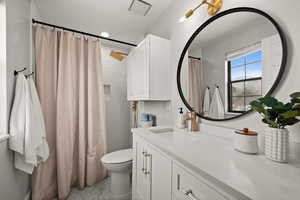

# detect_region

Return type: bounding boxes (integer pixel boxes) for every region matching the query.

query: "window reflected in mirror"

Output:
[227,49,262,113]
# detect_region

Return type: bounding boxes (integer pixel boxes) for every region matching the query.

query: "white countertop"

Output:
[132,127,300,200]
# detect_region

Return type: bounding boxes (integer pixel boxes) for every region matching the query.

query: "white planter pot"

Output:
[265,128,289,163]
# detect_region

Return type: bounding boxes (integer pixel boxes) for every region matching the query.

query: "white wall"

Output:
[147,0,300,143]
[0,0,6,135]
[0,0,31,199]
[101,45,131,152]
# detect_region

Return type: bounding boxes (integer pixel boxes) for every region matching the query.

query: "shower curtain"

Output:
[32,26,107,200]
[188,58,204,113]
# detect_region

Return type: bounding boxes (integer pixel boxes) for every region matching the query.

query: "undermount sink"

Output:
[149,127,174,134]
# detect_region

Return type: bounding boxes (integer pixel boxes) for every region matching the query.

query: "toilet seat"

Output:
[101,149,132,164]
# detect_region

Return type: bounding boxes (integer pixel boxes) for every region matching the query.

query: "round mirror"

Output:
[177,7,287,121]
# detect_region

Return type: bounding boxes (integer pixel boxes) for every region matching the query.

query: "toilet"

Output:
[101,148,132,199]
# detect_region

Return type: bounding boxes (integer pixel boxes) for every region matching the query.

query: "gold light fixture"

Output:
[110,51,128,61]
[182,0,223,21]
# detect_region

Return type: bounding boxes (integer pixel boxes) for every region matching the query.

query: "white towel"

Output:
[209,87,225,119]
[9,73,27,153]
[25,77,49,165]
[9,74,49,174]
[203,88,210,116]
[9,73,34,173]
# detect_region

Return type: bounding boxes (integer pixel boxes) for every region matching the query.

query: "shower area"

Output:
[28,22,132,199]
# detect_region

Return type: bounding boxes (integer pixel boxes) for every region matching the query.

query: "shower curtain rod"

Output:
[32,19,138,47]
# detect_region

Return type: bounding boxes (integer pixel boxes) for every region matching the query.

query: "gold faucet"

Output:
[185,111,199,132]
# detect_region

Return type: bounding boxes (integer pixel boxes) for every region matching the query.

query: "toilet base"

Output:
[110,171,131,198]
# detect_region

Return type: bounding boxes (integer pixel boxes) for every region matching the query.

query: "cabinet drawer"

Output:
[172,164,227,200]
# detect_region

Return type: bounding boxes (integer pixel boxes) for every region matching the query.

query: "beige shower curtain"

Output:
[188,58,204,113]
[32,26,107,200]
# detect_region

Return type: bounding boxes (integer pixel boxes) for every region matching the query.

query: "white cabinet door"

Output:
[135,139,151,200]
[148,35,171,100]
[133,135,172,200]
[127,39,149,100]
[127,34,170,101]
[148,147,172,200]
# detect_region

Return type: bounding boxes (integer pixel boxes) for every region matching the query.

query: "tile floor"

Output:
[67,177,115,200]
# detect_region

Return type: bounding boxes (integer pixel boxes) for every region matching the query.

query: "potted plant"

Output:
[250,92,300,163]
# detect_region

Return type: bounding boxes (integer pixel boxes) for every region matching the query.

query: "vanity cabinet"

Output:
[133,135,172,200]
[133,127,300,200]
[132,132,245,200]
[127,34,170,101]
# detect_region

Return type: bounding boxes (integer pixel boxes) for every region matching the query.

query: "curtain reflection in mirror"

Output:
[188,58,204,113]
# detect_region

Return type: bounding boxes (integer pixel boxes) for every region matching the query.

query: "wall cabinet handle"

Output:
[181,189,200,200]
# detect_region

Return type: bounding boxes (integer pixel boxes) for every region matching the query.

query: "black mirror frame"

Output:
[177,7,288,121]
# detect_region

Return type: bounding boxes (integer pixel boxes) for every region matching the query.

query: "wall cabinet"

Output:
[127,34,171,101]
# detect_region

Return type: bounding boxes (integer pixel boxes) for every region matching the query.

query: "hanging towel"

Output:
[9,73,27,154]
[203,87,210,117]
[25,77,49,166]
[9,73,34,173]
[209,87,225,119]
[9,75,49,174]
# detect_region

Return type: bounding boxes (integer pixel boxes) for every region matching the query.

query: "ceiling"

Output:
[33,0,173,48]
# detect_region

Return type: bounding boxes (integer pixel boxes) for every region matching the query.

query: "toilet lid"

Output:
[101,149,132,164]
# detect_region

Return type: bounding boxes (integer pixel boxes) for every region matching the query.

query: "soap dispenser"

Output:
[177,107,186,129]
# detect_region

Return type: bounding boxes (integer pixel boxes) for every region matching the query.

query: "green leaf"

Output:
[250,100,265,113]
[291,98,300,104]
[280,118,300,127]
[259,96,279,107]
[273,104,288,113]
[294,104,300,109]
[281,110,300,118]
[265,109,279,120]
[284,103,293,110]
[290,92,300,98]
[262,118,278,128]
